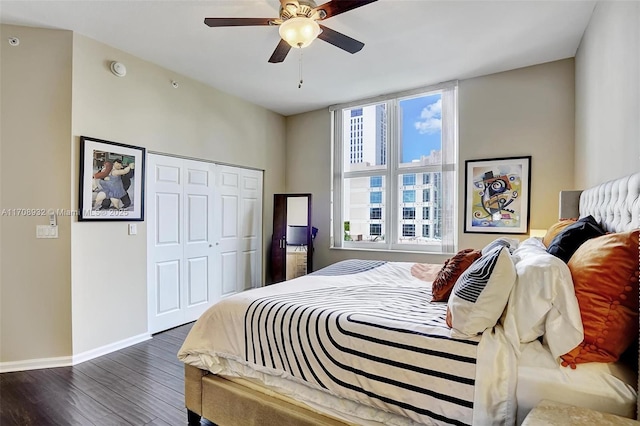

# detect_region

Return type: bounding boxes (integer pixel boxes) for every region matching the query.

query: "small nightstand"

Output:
[522,400,640,425]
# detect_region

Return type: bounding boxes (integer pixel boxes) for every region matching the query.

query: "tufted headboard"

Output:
[561,172,640,419]
[578,173,640,233]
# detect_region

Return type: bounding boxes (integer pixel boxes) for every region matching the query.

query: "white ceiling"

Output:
[1,0,596,116]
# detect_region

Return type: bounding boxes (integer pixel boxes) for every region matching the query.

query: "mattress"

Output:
[206,340,637,426]
[179,260,517,426]
[179,256,637,425]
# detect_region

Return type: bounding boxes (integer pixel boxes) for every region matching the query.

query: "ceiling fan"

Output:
[204,0,378,63]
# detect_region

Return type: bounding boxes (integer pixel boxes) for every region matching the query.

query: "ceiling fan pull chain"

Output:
[298,49,304,89]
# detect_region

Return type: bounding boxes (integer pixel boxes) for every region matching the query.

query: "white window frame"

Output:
[330,81,458,253]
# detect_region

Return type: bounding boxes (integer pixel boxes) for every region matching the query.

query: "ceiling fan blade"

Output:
[317,24,364,54]
[204,18,274,27]
[315,0,378,20]
[268,39,292,63]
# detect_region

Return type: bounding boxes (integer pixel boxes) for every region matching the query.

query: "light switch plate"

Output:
[128,223,137,235]
[36,225,58,239]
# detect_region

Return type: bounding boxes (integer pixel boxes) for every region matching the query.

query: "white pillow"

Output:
[502,237,584,359]
[447,246,516,337]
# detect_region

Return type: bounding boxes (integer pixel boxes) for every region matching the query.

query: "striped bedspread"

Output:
[178,260,515,426]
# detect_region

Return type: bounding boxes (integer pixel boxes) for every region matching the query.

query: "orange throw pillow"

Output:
[560,230,639,368]
[542,219,577,247]
[431,248,481,302]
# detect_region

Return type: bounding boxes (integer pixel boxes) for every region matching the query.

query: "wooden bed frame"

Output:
[185,364,350,425]
[184,172,640,425]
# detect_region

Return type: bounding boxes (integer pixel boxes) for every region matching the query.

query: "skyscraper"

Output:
[342,104,440,244]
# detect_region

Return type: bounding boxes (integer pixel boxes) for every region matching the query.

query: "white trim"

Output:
[329,80,458,112]
[0,356,72,373]
[0,332,151,373]
[72,332,151,365]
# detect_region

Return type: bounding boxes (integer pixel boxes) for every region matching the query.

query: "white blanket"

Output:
[178,261,516,426]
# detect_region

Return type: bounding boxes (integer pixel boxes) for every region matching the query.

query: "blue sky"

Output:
[400,94,442,163]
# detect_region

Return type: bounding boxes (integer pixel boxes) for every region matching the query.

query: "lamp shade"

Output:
[278,17,321,48]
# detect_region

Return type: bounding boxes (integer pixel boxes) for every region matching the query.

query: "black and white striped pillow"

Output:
[447,246,516,337]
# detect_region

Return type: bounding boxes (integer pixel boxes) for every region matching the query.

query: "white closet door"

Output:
[182,159,218,322]
[217,165,263,295]
[239,169,263,291]
[217,166,241,297]
[147,155,218,333]
[147,155,187,333]
[148,155,262,333]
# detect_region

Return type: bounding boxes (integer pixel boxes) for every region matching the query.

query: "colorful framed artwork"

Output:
[464,156,531,234]
[79,136,146,221]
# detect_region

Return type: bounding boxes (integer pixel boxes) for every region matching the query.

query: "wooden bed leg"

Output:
[187,409,201,425]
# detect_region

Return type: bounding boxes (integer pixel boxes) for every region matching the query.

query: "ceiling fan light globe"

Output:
[278,17,320,48]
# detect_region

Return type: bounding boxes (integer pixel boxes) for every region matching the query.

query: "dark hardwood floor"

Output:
[0,322,213,426]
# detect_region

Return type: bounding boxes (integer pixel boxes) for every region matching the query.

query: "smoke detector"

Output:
[110,61,127,77]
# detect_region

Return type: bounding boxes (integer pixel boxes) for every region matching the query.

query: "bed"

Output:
[178,172,639,426]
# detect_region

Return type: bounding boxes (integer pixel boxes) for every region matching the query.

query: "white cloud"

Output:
[414,98,442,135]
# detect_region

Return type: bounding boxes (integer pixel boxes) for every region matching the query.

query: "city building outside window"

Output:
[402,207,415,220]
[422,207,430,220]
[370,191,382,204]
[402,224,415,237]
[403,174,416,186]
[402,190,415,203]
[331,82,458,252]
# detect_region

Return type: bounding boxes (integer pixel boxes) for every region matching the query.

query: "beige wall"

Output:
[1,25,73,362]
[459,59,575,249]
[575,2,640,187]
[286,59,575,268]
[1,24,286,363]
[70,34,286,354]
[6,4,626,362]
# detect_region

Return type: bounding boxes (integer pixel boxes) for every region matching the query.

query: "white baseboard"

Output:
[0,355,73,373]
[0,332,151,373]
[72,332,151,365]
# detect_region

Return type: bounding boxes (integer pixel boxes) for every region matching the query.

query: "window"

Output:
[402,174,416,186]
[402,224,415,237]
[331,82,458,253]
[422,207,430,220]
[402,190,415,203]
[402,207,415,220]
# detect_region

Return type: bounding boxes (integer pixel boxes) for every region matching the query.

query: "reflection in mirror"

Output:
[286,196,308,280]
